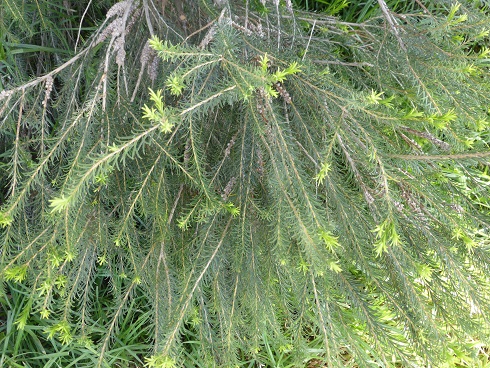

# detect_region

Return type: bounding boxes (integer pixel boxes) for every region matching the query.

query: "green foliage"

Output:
[2,0,490,367]
[142,88,177,133]
[0,281,152,367]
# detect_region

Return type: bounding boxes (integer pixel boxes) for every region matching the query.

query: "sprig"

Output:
[142,88,176,133]
[0,211,13,227]
[372,218,401,257]
[271,61,301,82]
[49,195,73,213]
[4,264,28,283]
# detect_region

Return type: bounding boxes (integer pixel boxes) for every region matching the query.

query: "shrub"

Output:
[1,1,490,366]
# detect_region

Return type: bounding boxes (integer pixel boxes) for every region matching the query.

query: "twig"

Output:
[312,60,374,67]
[302,20,316,62]
[161,0,168,16]
[414,0,430,14]
[143,0,155,36]
[12,91,25,198]
[274,0,281,50]
[399,126,450,151]
[0,47,91,100]
[377,0,406,51]
[75,0,93,52]
[184,18,217,44]
[179,85,236,115]
[386,151,490,161]
[245,0,249,31]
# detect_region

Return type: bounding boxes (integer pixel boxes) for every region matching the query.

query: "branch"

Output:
[386,151,490,161]
[377,0,406,51]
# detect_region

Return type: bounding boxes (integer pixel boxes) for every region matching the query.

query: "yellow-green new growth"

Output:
[166,74,185,96]
[315,161,331,184]
[447,3,467,25]
[45,320,72,345]
[0,211,13,227]
[426,109,457,130]
[328,260,342,273]
[366,90,394,108]
[223,202,240,217]
[271,61,301,83]
[259,53,270,72]
[4,264,28,283]
[145,355,176,368]
[142,88,175,133]
[372,218,401,257]
[14,299,32,330]
[49,195,72,213]
[318,228,340,252]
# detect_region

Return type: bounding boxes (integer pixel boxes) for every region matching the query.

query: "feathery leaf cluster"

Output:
[2,0,490,367]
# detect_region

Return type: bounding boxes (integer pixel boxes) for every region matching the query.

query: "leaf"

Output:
[415,263,433,282]
[328,260,342,273]
[427,110,457,129]
[145,355,176,368]
[284,61,301,75]
[372,218,401,257]
[49,195,72,213]
[0,41,6,61]
[374,239,388,258]
[165,75,185,96]
[259,53,270,72]
[0,211,13,227]
[318,228,340,251]
[148,35,163,52]
[223,202,240,217]
[315,161,331,184]
[142,105,158,121]
[272,61,301,82]
[45,321,72,345]
[366,89,384,105]
[149,88,165,111]
[447,3,461,22]
[402,108,424,120]
[40,309,50,319]
[4,264,28,283]
[14,299,32,330]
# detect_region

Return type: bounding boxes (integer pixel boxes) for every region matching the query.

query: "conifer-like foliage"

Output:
[2,0,490,366]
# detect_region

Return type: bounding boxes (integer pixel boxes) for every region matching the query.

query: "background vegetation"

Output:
[1,0,490,367]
